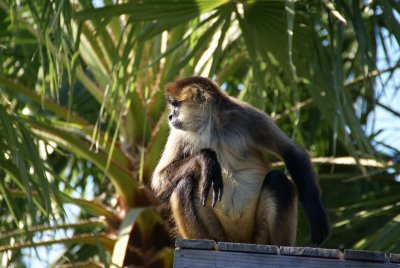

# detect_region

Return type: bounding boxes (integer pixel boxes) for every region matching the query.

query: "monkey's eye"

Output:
[171,100,180,107]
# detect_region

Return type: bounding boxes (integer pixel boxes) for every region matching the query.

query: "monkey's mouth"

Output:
[169,118,184,130]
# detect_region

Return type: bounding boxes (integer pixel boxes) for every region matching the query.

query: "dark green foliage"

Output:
[0,0,399,266]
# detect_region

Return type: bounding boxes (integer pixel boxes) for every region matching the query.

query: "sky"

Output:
[367,30,400,159]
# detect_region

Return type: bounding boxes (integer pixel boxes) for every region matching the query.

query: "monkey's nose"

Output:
[168,114,173,121]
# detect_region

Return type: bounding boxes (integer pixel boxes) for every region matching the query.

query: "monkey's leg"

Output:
[170,175,226,241]
[253,170,297,246]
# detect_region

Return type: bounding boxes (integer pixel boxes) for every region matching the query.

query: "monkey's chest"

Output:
[212,167,268,242]
[211,151,269,218]
[216,167,266,214]
[193,141,270,241]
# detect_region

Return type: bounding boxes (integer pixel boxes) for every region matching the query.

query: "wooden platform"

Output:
[174,239,400,267]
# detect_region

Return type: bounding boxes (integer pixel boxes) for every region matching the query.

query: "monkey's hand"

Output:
[198,149,223,208]
[302,195,330,245]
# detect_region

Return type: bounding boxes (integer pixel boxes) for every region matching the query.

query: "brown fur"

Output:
[152,76,329,246]
[165,77,223,102]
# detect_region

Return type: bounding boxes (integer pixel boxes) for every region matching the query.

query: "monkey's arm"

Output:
[253,116,330,244]
[152,143,223,207]
[282,145,329,245]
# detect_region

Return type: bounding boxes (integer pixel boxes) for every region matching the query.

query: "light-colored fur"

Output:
[152,80,297,244]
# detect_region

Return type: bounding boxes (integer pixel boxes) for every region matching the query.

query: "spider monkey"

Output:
[151,76,329,246]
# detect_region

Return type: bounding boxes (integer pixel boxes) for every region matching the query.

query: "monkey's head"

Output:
[165,76,223,131]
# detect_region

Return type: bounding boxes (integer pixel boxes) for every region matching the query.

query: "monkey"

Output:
[151,76,329,246]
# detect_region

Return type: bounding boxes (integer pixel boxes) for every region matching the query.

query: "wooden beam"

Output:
[174,239,400,267]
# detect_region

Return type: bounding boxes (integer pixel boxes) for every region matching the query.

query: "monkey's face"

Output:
[165,79,220,131]
[167,97,207,131]
[166,86,216,132]
[167,99,184,130]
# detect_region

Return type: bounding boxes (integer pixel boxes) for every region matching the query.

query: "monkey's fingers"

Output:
[211,189,218,207]
[211,181,223,207]
[303,197,330,244]
[201,197,206,207]
[201,190,209,207]
[218,187,223,202]
[201,179,212,207]
[211,188,223,207]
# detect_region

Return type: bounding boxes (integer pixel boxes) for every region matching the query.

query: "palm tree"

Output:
[0,0,399,266]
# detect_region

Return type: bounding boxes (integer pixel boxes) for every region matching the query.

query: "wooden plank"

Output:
[390,253,400,263]
[344,249,389,263]
[174,249,398,268]
[218,242,278,254]
[175,239,217,250]
[280,246,342,259]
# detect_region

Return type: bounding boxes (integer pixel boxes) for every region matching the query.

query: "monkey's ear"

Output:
[165,82,179,97]
[165,82,188,101]
[165,82,204,102]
